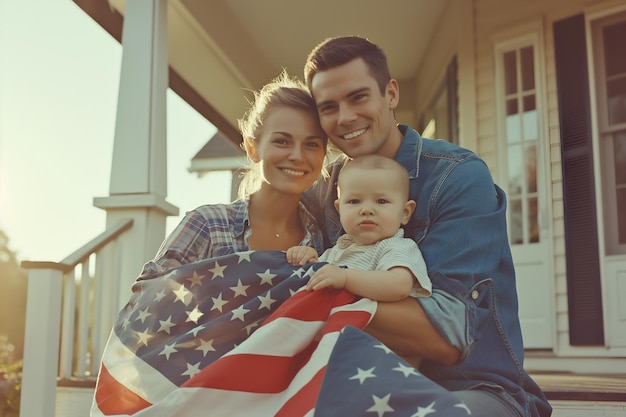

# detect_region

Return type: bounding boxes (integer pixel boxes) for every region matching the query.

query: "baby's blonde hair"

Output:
[338,155,410,200]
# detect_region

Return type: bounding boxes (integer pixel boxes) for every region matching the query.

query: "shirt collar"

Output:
[336,228,405,249]
[394,124,422,179]
[233,198,250,239]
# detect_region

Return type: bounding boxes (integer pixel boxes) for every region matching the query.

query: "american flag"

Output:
[91,250,470,416]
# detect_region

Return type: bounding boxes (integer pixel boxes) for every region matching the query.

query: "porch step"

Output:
[550,400,626,417]
[531,372,626,417]
[49,373,626,417]
[56,386,94,417]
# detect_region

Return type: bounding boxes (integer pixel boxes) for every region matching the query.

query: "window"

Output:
[419,57,458,144]
[593,13,626,255]
[499,45,540,245]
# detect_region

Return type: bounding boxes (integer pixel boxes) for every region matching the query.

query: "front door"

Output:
[496,35,553,348]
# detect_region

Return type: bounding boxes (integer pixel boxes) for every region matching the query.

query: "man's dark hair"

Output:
[304,36,391,95]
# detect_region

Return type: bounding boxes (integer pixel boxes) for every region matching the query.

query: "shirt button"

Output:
[471,290,479,300]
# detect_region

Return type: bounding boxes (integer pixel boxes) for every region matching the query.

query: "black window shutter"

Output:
[553,14,604,345]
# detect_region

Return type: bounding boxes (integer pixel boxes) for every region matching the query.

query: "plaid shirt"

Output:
[140,199,324,277]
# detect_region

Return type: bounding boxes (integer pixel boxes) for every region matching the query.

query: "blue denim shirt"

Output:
[304,125,551,417]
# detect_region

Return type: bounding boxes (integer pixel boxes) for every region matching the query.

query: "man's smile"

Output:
[342,128,367,140]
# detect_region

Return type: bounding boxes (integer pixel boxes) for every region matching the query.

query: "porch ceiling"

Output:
[76,0,450,145]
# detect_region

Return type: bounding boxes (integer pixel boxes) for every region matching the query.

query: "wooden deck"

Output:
[531,372,626,402]
[530,372,626,417]
[51,372,626,417]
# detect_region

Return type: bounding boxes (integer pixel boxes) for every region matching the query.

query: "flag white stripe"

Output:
[101,330,177,403]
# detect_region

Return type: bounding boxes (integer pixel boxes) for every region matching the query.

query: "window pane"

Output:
[526,142,537,193]
[506,113,521,143]
[528,197,539,243]
[504,51,517,94]
[523,94,536,112]
[607,77,626,125]
[521,46,535,91]
[523,109,538,140]
[509,198,523,244]
[604,21,626,77]
[506,98,518,116]
[508,143,523,195]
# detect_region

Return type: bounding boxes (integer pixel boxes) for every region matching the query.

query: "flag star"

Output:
[119,316,131,330]
[257,292,277,310]
[186,271,206,288]
[181,362,202,378]
[454,402,472,415]
[154,289,166,302]
[230,305,250,322]
[292,267,306,278]
[173,283,192,305]
[157,315,176,334]
[136,329,153,347]
[237,251,252,263]
[230,279,250,297]
[189,324,206,337]
[393,362,420,377]
[303,265,318,277]
[159,343,178,360]
[195,339,216,356]
[209,261,227,278]
[244,320,260,335]
[367,393,394,417]
[257,269,277,285]
[349,367,376,384]
[135,307,152,323]
[411,401,437,417]
[373,343,393,354]
[185,306,204,323]
[211,293,228,312]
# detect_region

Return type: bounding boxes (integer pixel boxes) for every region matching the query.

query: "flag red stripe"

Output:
[274,366,326,417]
[325,310,373,333]
[95,364,152,415]
[182,341,318,392]
[264,289,358,324]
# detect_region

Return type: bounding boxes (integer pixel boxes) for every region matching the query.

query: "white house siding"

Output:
[410,0,626,369]
[476,0,626,367]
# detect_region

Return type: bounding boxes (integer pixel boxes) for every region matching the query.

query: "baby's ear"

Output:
[402,200,416,225]
[334,199,340,212]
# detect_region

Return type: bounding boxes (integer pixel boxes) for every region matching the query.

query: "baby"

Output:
[287,154,431,302]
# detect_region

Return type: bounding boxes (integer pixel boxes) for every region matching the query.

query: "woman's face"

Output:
[250,106,326,195]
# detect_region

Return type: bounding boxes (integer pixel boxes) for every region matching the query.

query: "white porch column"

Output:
[94,0,177,310]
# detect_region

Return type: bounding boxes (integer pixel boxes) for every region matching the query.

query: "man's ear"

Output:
[401,200,416,225]
[243,137,259,163]
[334,199,340,213]
[386,79,400,110]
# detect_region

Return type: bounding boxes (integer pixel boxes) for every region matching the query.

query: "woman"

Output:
[140,71,327,277]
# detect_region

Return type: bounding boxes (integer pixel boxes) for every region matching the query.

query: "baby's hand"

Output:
[286,246,318,266]
[306,264,348,291]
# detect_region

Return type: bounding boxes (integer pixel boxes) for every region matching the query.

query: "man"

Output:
[303,36,551,417]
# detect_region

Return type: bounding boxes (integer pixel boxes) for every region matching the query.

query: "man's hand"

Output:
[286,246,319,266]
[306,264,347,291]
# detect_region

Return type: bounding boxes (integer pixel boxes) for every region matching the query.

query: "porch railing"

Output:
[19,219,134,417]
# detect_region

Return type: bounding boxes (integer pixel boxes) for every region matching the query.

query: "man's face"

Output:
[310,58,402,159]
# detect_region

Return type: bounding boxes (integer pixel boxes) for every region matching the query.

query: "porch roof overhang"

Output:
[73,0,449,149]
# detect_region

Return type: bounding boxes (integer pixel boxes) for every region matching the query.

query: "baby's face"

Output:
[335,168,414,245]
